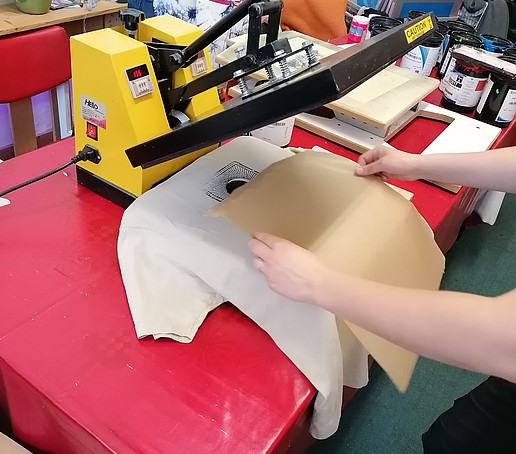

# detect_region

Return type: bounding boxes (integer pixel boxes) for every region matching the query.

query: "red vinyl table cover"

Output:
[0,104,514,453]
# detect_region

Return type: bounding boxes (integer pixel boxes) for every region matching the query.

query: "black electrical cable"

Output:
[0,146,101,198]
[0,159,74,198]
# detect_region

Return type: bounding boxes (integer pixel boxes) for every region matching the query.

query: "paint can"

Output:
[437,21,475,67]
[503,47,516,58]
[475,56,516,128]
[365,17,402,39]
[479,34,512,54]
[438,31,483,79]
[435,22,449,64]
[250,116,295,147]
[369,25,391,37]
[440,58,490,114]
[399,31,444,76]
[406,10,426,20]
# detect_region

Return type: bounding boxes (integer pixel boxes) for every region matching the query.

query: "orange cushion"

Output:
[280,0,348,41]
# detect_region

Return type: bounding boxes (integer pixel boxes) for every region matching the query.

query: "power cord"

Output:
[0,145,101,198]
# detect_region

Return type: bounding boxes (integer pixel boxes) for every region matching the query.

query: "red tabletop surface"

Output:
[0,89,515,453]
[0,144,314,454]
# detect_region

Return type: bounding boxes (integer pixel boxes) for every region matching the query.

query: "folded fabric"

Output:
[118,137,361,438]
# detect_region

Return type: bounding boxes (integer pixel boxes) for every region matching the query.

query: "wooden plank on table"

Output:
[329,65,439,130]
[0,1,124,36]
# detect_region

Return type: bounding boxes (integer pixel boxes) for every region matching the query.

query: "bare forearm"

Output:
[315,270,516,381]
[414,148,516,192]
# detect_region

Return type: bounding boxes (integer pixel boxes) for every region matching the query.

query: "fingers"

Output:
[249,236,271,261]
[355,160,384,176]
[249,232,289,274]
[249,232,285,255]
[356,148,386,176]
[251,231,280,246]
[249,238,268,273]
[253,257,265,272]
[357,149,378,166]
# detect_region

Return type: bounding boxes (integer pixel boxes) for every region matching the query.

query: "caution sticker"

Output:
[404,16,433,44]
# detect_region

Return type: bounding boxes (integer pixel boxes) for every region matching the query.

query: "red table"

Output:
[0,143,314,454]
[0,104,514,453]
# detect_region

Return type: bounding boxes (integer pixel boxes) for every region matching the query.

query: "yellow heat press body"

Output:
[71,15,220,206]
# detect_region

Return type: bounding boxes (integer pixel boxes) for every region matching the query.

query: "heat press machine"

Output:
[71,0,438,207]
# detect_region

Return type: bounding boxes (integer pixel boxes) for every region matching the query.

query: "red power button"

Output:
[86,122,98,141]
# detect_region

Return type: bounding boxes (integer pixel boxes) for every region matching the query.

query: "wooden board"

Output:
[0,1,124,37]
[330,64,438,130]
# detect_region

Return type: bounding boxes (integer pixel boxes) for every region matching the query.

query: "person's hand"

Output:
[248,232,326,304]
[355,145,420,181]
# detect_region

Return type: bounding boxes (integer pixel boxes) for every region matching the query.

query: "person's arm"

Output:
[355,145,516,193]
[249,232,516,383]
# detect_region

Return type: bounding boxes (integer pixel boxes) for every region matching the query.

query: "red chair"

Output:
[0,26,71,157]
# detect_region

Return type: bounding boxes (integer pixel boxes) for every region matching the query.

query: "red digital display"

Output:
[126,64,149,82]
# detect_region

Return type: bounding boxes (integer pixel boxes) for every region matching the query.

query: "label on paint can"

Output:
[476,78,493,114]
[400,44,440,76]
[250,116,295,147]
[439,56,456,92]
[348,16,369,43]
[437,33,449,63]
[440,47,455,78]
[442,68,487,107]
[495,89,516,122]
[478,79,516,123]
